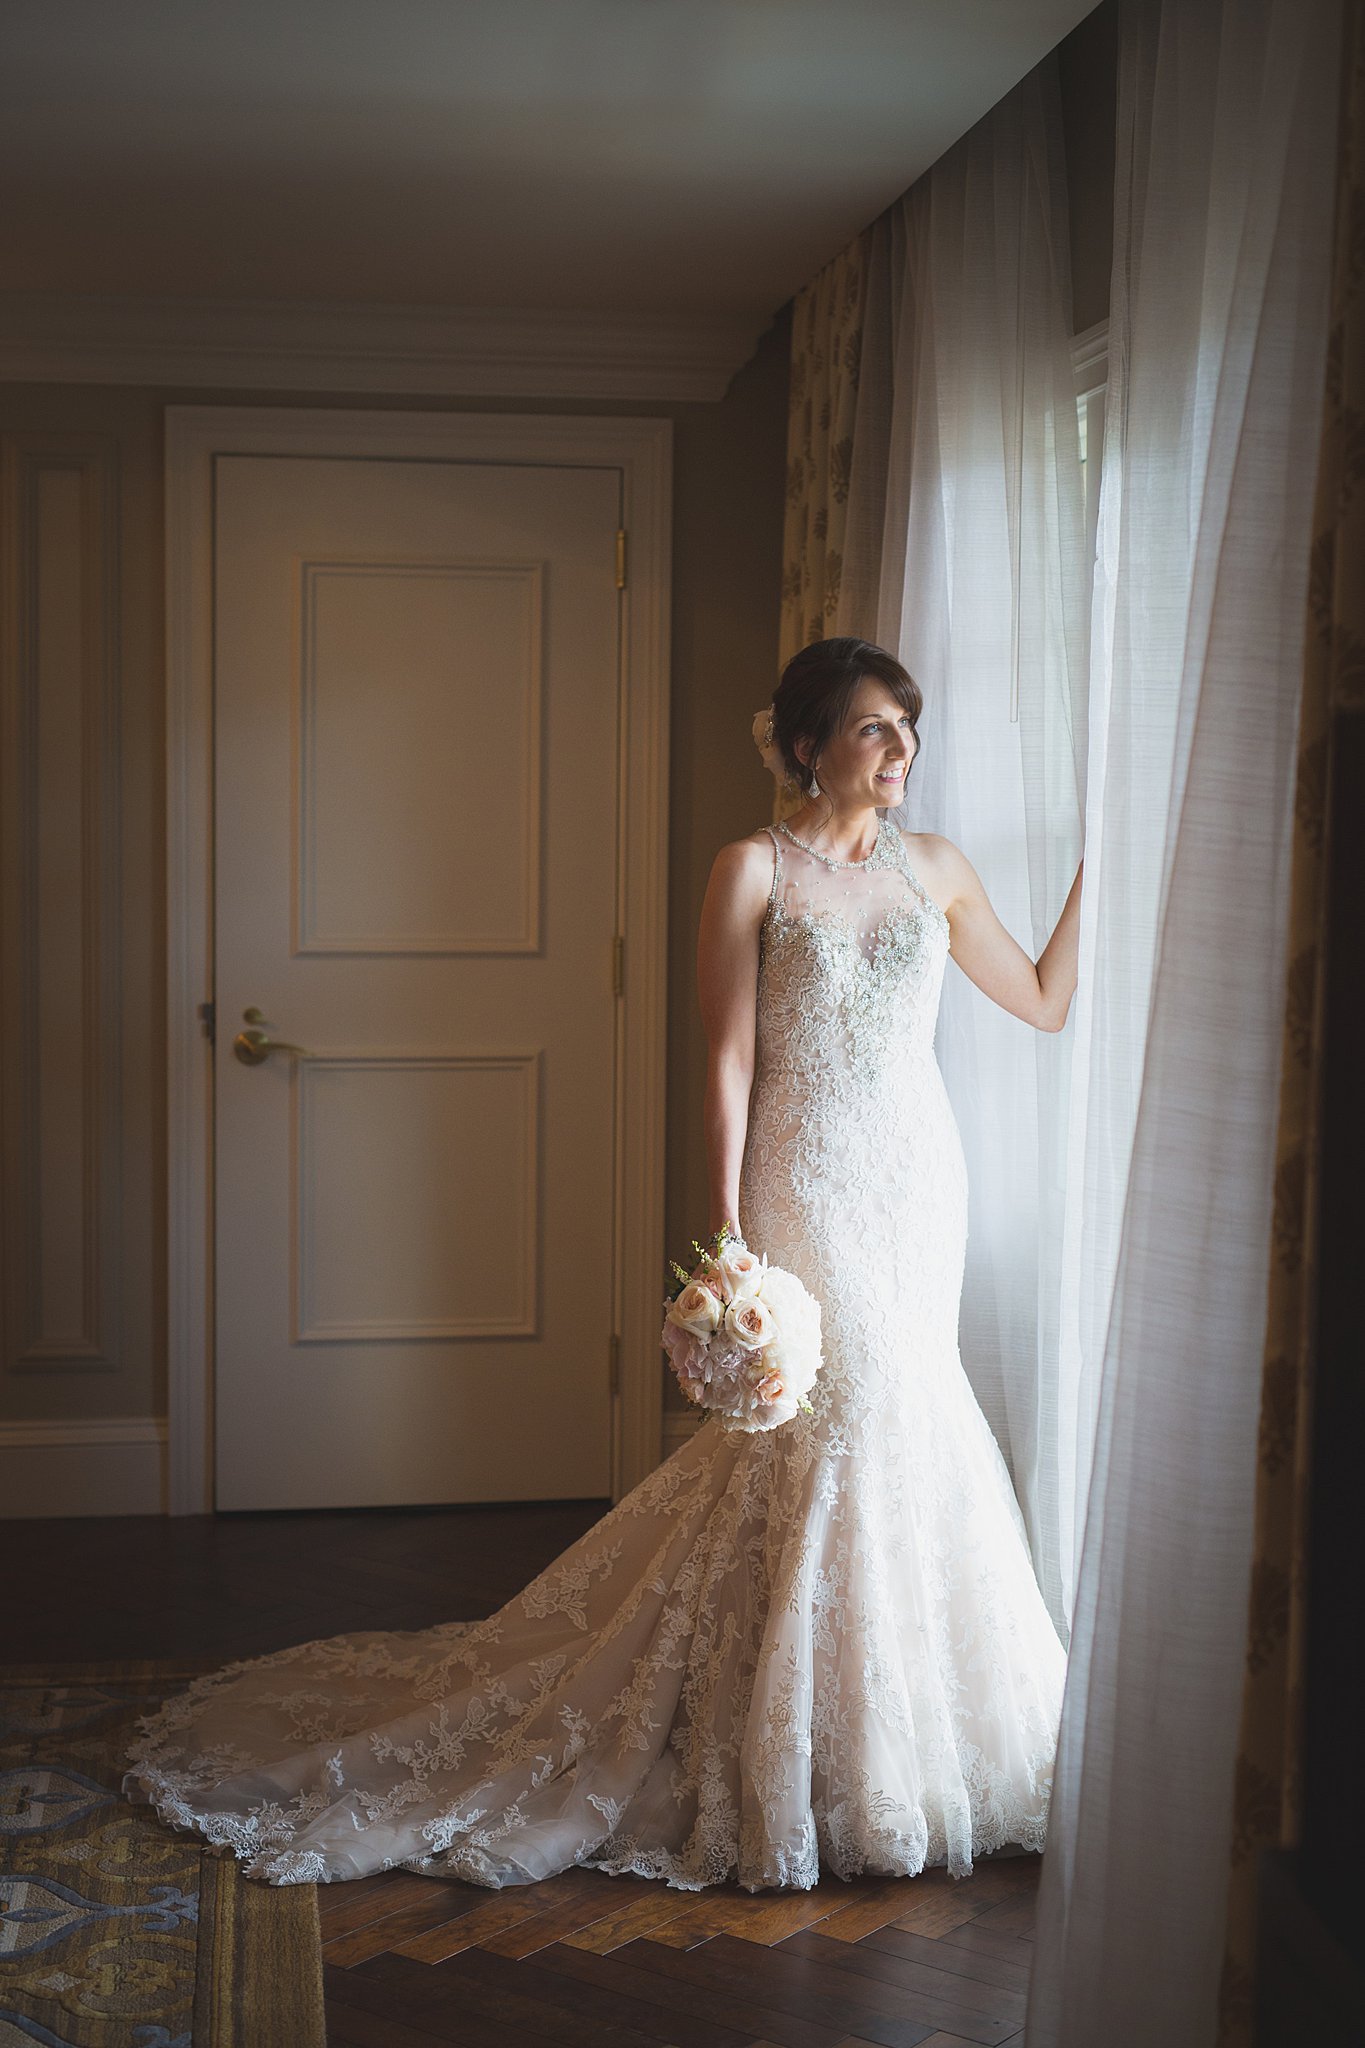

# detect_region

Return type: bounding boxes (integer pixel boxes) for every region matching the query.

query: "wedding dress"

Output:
[122,812,1066,1892]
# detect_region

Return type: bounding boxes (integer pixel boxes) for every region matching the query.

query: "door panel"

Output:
[213,454,621,1510]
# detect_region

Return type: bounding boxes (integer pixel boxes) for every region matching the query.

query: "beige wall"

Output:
[0,319,791,1467]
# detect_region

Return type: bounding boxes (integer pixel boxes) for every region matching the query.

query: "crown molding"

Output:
[0,292,769,402]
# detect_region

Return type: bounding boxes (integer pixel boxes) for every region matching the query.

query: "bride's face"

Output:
[798,680,918,809]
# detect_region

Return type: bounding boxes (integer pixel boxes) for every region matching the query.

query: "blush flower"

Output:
[724,1295,775,1351]
[666,1282,723,1340]
[660,1319,711,1391]
[660,1230,822,1433]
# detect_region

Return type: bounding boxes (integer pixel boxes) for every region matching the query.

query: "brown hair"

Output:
[772,638,923,797]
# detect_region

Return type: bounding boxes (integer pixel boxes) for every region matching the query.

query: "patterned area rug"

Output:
[0,1659,325,2048]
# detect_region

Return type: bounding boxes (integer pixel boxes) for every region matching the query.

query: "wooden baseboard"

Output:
[0,1416,167,1516]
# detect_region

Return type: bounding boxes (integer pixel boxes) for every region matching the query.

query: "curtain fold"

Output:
[1217,7,1363,2040]
[1026,1,1340,2041]
[776,59,1094,1638]
[871,59,1091,1638]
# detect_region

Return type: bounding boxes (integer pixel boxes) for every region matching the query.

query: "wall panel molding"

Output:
[297,557,545,954]
[294,1049,542,1342]
[0,435,123,1378]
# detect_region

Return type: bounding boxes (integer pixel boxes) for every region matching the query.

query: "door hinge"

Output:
[615,528,627,590]
[608,1332,622,1398]
[612,933,625,996]
[198,1000,216,1045]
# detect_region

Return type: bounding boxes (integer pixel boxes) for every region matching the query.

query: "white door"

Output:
[213,454,622,1510]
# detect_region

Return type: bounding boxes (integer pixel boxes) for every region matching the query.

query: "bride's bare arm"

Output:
[695,837,771,1238]
[918,834,1083,1033]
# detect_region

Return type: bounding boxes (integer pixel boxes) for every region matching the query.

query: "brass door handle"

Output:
[233,1007,312,1066]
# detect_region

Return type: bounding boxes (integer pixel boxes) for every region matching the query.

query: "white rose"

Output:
[666,1281,722,1340]
[724,1294,775,1351]
[766,1342,816,1400]
[715,1243,766,1300]
[751,1266,822,1392]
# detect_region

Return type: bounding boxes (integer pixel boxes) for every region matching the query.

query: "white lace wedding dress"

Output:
[123,813,1066,1892]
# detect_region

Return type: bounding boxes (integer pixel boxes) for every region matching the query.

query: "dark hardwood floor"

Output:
[319,1856,1037,2048]
[5,1498,611,1663]
[6,1503,1039,2045]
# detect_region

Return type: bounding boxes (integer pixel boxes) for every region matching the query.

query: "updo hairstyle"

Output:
[772,638,923,798]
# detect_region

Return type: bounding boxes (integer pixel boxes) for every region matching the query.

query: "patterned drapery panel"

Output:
[773,238,870,821]
[1217,11,1363,2041]
[780,239,867,663]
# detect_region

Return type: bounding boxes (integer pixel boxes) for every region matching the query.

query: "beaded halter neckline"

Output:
[775,815,890,872]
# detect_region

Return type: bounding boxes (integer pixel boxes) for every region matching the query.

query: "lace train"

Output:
[122,815,1066,1889]
[123,1395,1059,1890]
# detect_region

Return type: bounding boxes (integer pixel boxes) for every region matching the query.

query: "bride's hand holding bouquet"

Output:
[660,1221,823,1432]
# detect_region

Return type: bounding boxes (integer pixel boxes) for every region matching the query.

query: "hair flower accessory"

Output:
[752,702,786,784]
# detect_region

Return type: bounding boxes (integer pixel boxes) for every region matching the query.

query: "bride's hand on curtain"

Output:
[926,835,1083,1033]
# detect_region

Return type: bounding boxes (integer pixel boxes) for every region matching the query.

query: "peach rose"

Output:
[724,1295,775,1351]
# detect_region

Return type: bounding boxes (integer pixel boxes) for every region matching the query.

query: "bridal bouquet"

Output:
[660,1222,823,1432]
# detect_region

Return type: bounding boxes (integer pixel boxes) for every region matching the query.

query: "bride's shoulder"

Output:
[713,824,778,867]
[892,827,960,912]
[714,825,777,871]
[893,825,950,868]
[703,828,778,912]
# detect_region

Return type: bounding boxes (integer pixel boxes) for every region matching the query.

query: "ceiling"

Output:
[2,0,1097,325]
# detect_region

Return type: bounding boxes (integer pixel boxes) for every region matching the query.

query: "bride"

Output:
[123,635,1083,1894]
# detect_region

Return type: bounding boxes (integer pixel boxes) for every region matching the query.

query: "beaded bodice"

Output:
[757,815,952,1093]
[742,812,965,1379]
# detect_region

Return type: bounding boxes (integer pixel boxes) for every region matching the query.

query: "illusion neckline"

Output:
[776,815,890,871]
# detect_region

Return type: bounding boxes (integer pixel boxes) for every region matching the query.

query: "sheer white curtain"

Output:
[852,58,1092,1636]
[1027,0,1339,2041]
[838,1,1338,2030]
